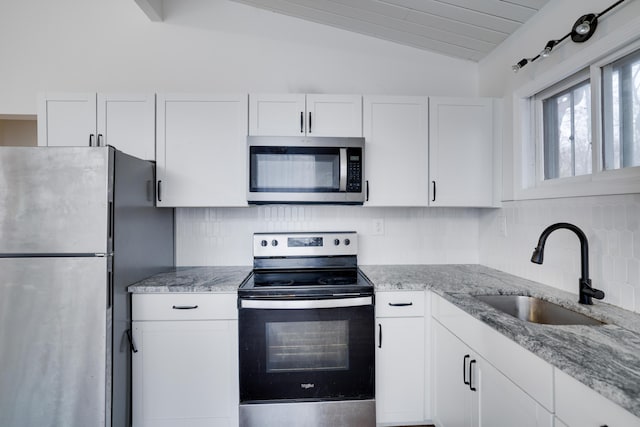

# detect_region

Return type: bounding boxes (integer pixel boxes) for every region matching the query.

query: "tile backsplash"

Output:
[176,194,640,313]
[176,206,480,267]
[479,194,640,313]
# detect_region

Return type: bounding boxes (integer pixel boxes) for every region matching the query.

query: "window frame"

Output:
[513,31,640,201]
[534,69,591,183]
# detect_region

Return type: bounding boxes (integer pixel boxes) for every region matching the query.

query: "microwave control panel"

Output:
[346,148,362,192]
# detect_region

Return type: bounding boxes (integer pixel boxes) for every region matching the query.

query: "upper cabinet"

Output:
[155,93,248,207]
[429,97,500,207]
[363,95,501,207]
[37,93,156,161]
[249,94,362,137]
[363,96,429,206]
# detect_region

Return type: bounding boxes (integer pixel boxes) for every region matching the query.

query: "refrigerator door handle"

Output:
[126,329,138,353]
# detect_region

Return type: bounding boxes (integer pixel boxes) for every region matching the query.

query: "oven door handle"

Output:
[339,148,347,192]
[240,296,373,309]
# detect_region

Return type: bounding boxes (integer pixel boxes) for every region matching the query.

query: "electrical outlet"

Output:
[372,218,384,236]
[498,214,508,237]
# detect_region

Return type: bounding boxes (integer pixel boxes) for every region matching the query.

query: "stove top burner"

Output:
[317,276,356,286]
[239,268,373,298]
[241,232,372,299]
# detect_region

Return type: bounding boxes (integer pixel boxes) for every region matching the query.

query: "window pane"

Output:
[542,80,592,179]
[603,48,640,170]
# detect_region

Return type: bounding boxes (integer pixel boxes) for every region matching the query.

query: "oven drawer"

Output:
[132,293,237,321]
[376,291,425,317]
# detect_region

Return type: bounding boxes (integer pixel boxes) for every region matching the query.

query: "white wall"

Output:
[176,206,480,266]
[477,0,640,313]
[0,0,478,115]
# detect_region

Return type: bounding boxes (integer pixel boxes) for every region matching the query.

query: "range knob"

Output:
[344,238,351,246]
[260,240,268,247]
[271,239,278,247]
[334,239,340,246]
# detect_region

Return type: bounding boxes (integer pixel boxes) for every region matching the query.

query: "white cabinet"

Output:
[432,294,553,427]
[363,96,429,206]
[156,93,248,207]
[433,320,477,427]
[555,368,640,427]
[132,293,239,427]
[375,291,430,424]
[433,320,553,427]
[37,93,156,160]
[249,93,362,137]
[428,97,499,207]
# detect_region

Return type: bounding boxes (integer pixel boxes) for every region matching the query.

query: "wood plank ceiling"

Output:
[228,0,551,61]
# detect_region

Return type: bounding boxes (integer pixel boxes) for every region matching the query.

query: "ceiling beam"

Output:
[135,0,163,21]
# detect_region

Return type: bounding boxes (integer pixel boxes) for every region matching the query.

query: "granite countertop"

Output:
[128,266,252,293]
[127,263,640,418]
[360,264,640,420]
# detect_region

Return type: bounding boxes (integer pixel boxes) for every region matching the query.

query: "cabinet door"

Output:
[429,97,495,207]
[376,316,425,424]
[479,357,553,427]
[433,320,475,427]
[37,93,97,147]
[305,94,362,137]
[363,96,429,206]
[156,94,248,207]
[97,93,155,161]
[555,368,640,427]
[132,320,239,427]
[249,93,305,136]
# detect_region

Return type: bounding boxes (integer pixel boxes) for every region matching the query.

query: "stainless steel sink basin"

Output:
[475,295,605,326]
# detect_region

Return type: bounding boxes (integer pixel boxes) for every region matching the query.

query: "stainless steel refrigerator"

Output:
[0,147,174,427]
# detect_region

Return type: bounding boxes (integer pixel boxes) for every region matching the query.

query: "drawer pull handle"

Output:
[463,354,470,385]
[172,305,199,310]
[469,359,477,391]
[388,302,413,307]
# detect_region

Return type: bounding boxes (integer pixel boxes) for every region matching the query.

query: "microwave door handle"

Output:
[339,148,347,192]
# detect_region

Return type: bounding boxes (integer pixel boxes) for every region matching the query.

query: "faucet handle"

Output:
[579,278,605,304]
[584,287,605,300]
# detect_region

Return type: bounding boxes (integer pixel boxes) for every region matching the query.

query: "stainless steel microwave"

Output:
[247,136,365,204]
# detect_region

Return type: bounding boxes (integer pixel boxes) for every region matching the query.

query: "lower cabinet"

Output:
[433,320,553,427]
[555,368,640,427]
[131,293,239,427]
[433,320,477,427]
[375,291,431,425]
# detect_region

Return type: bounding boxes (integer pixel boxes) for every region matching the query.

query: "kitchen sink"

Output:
[475,295,605,326]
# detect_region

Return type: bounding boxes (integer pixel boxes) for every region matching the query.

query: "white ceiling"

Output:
[225,0,551,61]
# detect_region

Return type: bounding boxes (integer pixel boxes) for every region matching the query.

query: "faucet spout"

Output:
[530,223,604,305]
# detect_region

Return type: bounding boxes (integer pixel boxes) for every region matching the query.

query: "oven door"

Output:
[238,297,374,403]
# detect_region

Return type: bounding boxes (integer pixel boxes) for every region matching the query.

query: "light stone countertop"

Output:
[128,266,252,293]
[127,263,640,418]
[359,264,640,420]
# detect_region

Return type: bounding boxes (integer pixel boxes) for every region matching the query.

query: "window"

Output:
[602,48,640,170]
[517,32,640,199]
[542,80,592,179]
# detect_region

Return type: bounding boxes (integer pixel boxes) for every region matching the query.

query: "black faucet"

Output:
[531,222,605,305]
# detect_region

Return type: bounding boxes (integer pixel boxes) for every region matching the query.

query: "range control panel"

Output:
[253,232,358,258]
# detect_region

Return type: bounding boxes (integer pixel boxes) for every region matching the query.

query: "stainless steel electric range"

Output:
[238,231,375,427]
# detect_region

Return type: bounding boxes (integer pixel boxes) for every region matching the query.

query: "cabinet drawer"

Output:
[376,291,425,317]
[132,293,237,321]
[555,368,640,426]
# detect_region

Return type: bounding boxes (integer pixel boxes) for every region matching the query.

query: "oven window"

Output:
[250,147,341,192]
[265,320,349,372]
